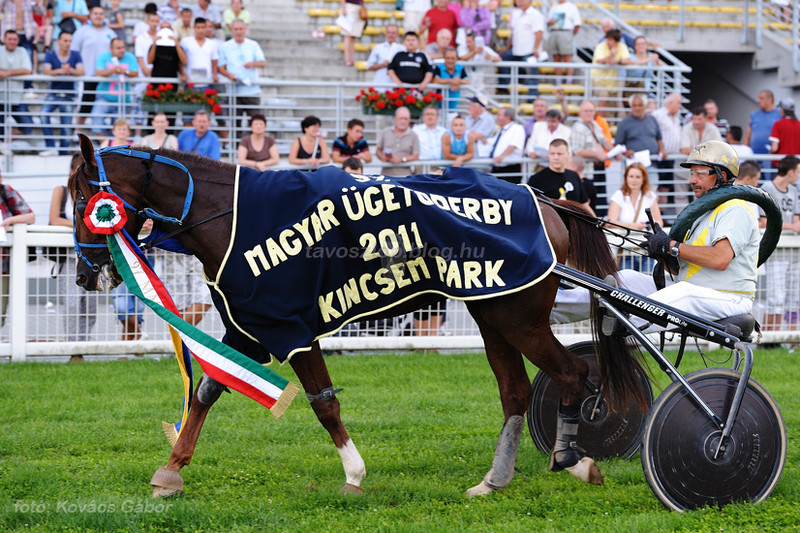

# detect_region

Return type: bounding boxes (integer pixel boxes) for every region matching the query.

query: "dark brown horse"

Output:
[69,134,644,498]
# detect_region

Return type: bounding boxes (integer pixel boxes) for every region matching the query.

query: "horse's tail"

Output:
[554,200,647,413]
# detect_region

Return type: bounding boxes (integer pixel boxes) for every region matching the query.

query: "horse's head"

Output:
[70,134,149,291]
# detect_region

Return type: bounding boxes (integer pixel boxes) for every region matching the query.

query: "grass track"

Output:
[1,348,799,532]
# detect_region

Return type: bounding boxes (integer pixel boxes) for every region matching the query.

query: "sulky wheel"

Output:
[641,368,786,512]
[526,341,653,460]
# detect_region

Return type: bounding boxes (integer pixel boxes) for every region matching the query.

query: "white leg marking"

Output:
[337,439,366,487]
[565,457,604,485]
[465,480,495,498]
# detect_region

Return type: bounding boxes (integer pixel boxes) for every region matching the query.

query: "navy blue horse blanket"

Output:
[207,166,556,363]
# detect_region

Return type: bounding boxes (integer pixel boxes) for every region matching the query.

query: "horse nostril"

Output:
[76,274,88,288]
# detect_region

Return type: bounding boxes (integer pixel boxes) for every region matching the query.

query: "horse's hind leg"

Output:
[290,342,366,495]
[465,316,533,497]
[151,374,224,498]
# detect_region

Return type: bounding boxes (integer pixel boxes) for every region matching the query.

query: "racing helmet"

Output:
[679,140,739,188]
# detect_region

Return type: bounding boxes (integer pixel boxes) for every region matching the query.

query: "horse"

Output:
[69,134,645,498]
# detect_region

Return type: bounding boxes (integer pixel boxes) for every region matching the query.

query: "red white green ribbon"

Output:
[107,230,298,443]
[84,192,128,235]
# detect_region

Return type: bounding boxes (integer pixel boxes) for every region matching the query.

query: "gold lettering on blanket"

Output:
[434,258,506,289]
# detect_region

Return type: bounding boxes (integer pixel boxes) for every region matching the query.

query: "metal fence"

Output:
[2,223,798,362]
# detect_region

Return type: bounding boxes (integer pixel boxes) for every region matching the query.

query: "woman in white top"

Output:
[608,162,663,272]
[142,112,179,150]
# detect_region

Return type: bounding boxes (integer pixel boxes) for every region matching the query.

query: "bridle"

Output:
[73,145,196,272]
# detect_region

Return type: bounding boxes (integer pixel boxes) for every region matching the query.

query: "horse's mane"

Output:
[124,145,238,184]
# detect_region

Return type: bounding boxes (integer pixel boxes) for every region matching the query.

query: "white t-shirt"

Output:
[365,41,405,86]
[134,32,155,70]
[412,124,447,160]
[510,6,544,56]
[526,122,571,156]
[180,36,219,83]
[609,189,657,225]
[547,1,581,31]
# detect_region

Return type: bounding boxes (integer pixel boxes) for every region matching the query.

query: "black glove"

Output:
[641,223,671,259]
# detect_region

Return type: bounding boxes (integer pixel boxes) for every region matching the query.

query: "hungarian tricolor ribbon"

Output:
[106,228,298,444]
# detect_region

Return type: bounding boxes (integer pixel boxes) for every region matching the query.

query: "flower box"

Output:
[141,102,206,113]
[356,87,443,118]
[141,83,222,114]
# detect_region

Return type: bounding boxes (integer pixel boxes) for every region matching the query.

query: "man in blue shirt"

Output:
[41,31,84,156]
[217,19,265,123]
[745,89,782,157]
[91,37,139,136]
[178,109,221,159]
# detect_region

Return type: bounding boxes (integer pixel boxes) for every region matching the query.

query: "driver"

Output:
[551,140,760,326]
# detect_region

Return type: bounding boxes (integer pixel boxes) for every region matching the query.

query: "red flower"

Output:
[146,83,154,90]
[146,89,155,97]
[398,87,406,95]
[404,94,416,104]
[153,90,162,99]
[355,95,362,102]
[393,99,403,107]
[212,104,222,114]
[206,97,215,105]
[368,87,375,93]
[157,84,166,92]
[204,88,216,96]
[376,100,386,110]
[165,83,173,90]
[187,83,195,88]
[387,91,397,100]
[423,94,432,103]
[435,93,443,101]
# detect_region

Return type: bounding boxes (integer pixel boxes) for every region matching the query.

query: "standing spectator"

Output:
[591,29,632,116]
[497,0,543,99]
[91,37,139,137]
[464,94,496,141]
[675,106,722,210]
[458,31,500,94]
[52,0,89,40]
[218,19,265,124]
[171,7,194,41]
[484,107,526,182]
[569,99,615,212]
[0,30,34,142]
[424,28,453,61]
[420,0,459,47]
[177,109,221,159]
[526,109,570,158]
[614,94,666,187]
[49,154,97,362]
[99,118,131,147]
[288,115,331,169]
[70,5,115,133]
[522,98,547,140]
[769,99,800,162]
[148,27,187,80]
[376,106,420,177]
[704,99,729,138]
[651,92,682,208]
[32,0,54,54]
[130,2,157,46]
[342,157,363,173]
[401,0,431,35]
[530,138,591,210]
[727,125,755,159]
[142,112,178,149]
[133,10,161,133]
[340,0,366,67]
[387,31,434,92]
[237,113,279,170]
[413,105,448,160]
[41,30,84,156]
[0,0,44,90]
[744,89,782,158]
[460,0,492,45]
[433,47,468,110]
[0,168,35,329]
[365,23,403,86]
[106,0,126,43]
[192,0,223,39]
[158,0,185,26]
[442,115,474,167]
[222,0,250,38]
[545,0,581,85]
[607,162,663,271]
[180,17,219,87]
[598,18,656,49]
[625,36,662,101]
[332,118,372,164]
[758,155,800,331]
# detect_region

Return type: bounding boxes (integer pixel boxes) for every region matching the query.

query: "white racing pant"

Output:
[550,270,753,332]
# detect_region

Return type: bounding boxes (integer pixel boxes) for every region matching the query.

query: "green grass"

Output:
[1,348,799,532]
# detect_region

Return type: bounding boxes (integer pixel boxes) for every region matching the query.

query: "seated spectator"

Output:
[483,107,526,182]
[376,106,420,177]
[460,0,492,46]
[413,105,447,160]
[523,91,568,141]
[142,112,178,149]
[107,0,127,44]
[625,36,662,101]
[529,138,592,212]
[458,31,500,94]
[424,28,453,61]
[0,30,34,141]
[91,37,139,137]
[342,157,363,173]
[172,7,194,41]
[442,115,474,167]
[591,29,632,116]
[288,115,331,168]
[158,0,185,26]
[222,0,250,38]
[178,109,220,159]
[100,118,132,147]
[433,47,468,111]
[705,98,730,138]
[464,93,496,140]
[237,114,280,170]
[736,160,761,187]
[41,31,84,156]
[332,118,371,164]
[526,109,571,159]
[727,125,754,159]
[387,31,434,92]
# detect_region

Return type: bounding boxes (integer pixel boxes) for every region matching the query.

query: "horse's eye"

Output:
[76,200,88,219]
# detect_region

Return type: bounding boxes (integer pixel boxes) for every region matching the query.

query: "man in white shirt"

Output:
[180,17,219,87]
[365,24,404,86]
[651,92,683,214]
[497,0,543,100]
[526,109,571,159]
[727,125,755,160]
[481,107,526,183]
[545,0,580,84]
[412,106,447,161]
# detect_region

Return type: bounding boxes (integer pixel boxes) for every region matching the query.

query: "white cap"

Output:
[155,28,176,46]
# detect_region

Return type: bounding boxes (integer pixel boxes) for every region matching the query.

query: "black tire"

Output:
[526,341,653,460]
[641,368,786,512]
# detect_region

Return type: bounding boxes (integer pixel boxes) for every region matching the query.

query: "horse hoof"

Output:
[150,466,185,498]
[465,481,495,498]
[565,457,604,485]
[339,483,364,495]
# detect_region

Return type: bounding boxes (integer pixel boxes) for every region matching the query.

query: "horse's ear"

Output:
[78,134,97,169]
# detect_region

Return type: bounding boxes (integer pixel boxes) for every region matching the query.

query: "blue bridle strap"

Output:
[92,145,195,226]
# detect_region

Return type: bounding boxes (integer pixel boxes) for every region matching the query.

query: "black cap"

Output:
[468,94,487,108]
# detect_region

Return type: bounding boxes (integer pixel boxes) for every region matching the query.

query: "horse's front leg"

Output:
[150,374,224,498]
[290,343,366,495]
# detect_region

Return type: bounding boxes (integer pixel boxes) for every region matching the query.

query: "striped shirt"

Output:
[652,107,682,154]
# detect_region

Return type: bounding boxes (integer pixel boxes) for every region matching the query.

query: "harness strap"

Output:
[306,387,343,403]
[140,207,234,252]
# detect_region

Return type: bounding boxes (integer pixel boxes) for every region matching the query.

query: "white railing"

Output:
[2,224,798,362]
